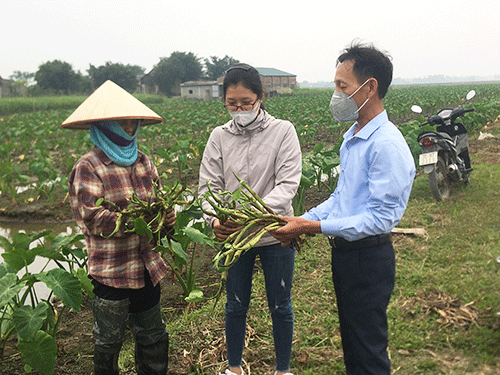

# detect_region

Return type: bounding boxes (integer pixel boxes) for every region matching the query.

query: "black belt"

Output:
[328,233,392,250]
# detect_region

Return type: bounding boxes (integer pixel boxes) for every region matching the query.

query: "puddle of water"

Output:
[0,221,82,302]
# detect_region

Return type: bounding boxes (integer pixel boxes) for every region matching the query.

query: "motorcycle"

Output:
[411,90,476,201]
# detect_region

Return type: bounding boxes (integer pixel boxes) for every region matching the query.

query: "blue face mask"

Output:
[89,120,140,166]
[329,79,370,122]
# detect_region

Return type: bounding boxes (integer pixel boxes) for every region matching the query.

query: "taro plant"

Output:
[154,201,217,303]
[307,142,340,193]
[29,154,60,203]
[292,162,315,216]
[0,163,19,202]
[201,175,306,272]
[96,178,217,303]
[156,136,200,185]
[0,230,89,375]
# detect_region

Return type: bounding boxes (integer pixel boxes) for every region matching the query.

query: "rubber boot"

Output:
[131,303,169,375]
[92,296,129,375]
[93,346,119,375]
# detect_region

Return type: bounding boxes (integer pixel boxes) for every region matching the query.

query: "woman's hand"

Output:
[212,219,242,242]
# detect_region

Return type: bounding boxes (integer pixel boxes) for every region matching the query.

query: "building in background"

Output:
[216,67,297,97]
[180,81,220,101]
[255,67,296,96]
[143,67,297,100]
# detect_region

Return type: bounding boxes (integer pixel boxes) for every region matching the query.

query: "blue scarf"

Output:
[90,120,139,166]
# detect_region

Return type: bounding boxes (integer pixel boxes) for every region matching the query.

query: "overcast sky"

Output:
[1,0,499,83]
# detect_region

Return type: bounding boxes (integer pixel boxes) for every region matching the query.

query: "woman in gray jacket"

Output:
[198,64,301,375]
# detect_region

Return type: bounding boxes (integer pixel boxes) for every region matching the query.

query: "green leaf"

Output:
[0,262,16,278]
[183,226,213,246]
[185,289,203,303]
[36,269,82,311]
[170,241,188,266]
[232,187,242,202]
[133,217,153,239]
[313,142,324,154]
[14,231,50,250]
[0,235,13,252]
[1,231,51,272]
[1,249,36,272]
[64,246,86,260]
[0,273,25,309]
[76,268,94,299]
[13,303,49,340]
[49,233,85,252]
[96,197,105,206]
[18,330,57,375]
[30,246,66,262]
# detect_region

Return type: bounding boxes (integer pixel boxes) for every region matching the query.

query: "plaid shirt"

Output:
[68,147,168,289]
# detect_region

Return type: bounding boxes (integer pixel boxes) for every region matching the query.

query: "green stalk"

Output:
[235,174,275,214]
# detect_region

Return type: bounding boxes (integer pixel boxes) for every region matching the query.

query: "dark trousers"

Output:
[331,241,395,375]
[91,270,160,313]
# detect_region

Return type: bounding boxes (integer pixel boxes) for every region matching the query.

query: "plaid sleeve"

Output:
[69,158,124,238]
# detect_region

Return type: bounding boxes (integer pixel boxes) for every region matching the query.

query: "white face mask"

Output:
[329,79,370,122]
[229,101,260,126]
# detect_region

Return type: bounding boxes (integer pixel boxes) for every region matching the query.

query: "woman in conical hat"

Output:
[64,80,171,375]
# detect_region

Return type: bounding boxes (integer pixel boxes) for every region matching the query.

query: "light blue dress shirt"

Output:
[302,110,416,242]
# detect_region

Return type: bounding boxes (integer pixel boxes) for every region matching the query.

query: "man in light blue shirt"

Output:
[272,43,415,374]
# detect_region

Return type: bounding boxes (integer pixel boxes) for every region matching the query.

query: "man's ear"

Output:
[367,78,379,99]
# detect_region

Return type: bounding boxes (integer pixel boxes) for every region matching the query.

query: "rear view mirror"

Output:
[411,105,422,114]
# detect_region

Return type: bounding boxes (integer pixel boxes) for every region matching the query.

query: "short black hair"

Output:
[337,41,393,99]
[223,63,264,101]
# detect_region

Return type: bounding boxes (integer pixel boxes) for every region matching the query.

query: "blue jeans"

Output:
[225,243,295,372]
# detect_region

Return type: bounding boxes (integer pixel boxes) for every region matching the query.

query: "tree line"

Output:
[5,52,239,96]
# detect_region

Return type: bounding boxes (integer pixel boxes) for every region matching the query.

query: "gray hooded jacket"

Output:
[198,109,302,247]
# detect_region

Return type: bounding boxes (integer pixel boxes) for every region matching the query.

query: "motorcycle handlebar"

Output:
[418,107,474,127]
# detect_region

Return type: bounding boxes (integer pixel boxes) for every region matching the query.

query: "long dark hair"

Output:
[223,63,266,110]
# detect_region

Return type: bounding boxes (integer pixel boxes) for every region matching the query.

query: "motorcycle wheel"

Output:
[428,155,450,201]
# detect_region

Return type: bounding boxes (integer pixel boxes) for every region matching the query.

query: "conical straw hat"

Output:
[61,80,163,129]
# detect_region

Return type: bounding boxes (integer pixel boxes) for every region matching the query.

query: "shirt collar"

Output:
[344,110,389,141]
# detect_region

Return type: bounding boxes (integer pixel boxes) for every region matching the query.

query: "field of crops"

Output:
[1,83,500,214]
[1,83,500,374]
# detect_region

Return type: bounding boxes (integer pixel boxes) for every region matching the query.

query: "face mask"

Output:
[329,79,370,122]
[229,101,260,126]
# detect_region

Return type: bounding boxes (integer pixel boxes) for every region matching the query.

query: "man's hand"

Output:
[269,216,322,247]
[213,219,243,242]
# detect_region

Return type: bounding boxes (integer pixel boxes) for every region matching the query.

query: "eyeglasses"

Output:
[223,98,259,112]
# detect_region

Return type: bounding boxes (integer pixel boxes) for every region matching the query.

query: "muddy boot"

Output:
[131,303,169,375]
[92,296,129,375]
[93,346,120,375]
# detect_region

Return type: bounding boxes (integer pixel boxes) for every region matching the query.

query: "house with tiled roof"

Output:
[255,68,296,95]
[214,67,297,98]
[180,67,297,100]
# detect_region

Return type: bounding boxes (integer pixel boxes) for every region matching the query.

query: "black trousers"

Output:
[90,270,161,314]
[331,240,395,375]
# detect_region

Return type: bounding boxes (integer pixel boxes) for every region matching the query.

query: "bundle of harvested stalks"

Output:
[202,174,304,272]
[96,180,189,246]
